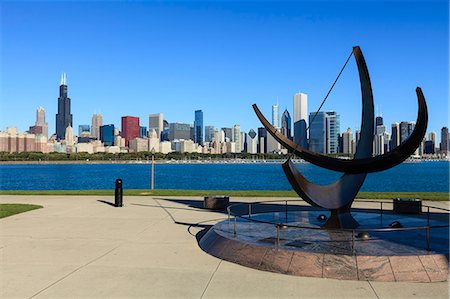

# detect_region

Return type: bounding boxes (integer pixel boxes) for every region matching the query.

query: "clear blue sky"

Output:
[1,1,448,142]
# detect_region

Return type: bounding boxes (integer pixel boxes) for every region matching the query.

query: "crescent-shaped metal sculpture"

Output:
[253,46,428,228]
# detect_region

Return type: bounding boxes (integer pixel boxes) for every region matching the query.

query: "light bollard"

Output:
[115,178,123,207]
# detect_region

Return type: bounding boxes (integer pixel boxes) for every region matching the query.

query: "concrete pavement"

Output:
[1,195,448,299]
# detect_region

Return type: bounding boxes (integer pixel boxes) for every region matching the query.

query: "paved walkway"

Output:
[1,195,448,299]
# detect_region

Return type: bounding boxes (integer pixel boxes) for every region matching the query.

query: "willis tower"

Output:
[56,73,73,140]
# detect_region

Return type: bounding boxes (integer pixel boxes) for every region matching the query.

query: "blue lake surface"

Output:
[0,161,448,192]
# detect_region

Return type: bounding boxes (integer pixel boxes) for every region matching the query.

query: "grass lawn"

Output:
[0,204,43,219]
[0,190,448,201]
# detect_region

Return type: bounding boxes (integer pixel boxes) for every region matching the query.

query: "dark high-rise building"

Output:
[281,109,292,140]
[309,112,326,154]
[390,123,400,150]
[55,73,73,140]
[257,127,267,153]
[140,126,148,138]
[121,116,140,146]
[375,116,383,127]
[400,121,415,143]
[424,140,435,154]
[205,125,215,143]
[440,127,449,152]
[100,124,115,146]
[194,110,204,145]
[169,123,191,140]
[221,128,232,141]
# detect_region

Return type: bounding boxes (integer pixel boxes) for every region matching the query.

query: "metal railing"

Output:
[226,199,449,252]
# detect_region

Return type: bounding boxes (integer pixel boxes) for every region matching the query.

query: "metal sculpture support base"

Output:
[324,209,360,229]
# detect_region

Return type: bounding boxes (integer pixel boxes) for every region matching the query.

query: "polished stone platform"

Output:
[199,209,449,282]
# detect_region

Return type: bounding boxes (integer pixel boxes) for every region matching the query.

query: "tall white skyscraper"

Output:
[149,113,164,139]
[65,125,74,146]
[91,114,103,139]
[342,128,353,155]
[272,102,280,128]
[232,124,241,153]
[293,92,308,147]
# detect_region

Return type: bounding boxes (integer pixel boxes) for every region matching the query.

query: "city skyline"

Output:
[1,1,448,140]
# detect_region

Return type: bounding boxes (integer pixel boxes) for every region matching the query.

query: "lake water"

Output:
[0,161,448,192]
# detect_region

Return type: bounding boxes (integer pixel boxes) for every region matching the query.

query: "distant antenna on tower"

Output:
[60,72,67,86]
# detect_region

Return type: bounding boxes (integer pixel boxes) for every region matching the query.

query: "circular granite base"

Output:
[199,210,449,282]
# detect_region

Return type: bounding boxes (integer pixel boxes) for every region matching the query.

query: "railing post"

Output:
[233,216,237,237]
[276,224,280,246]
[285,201,288,222]
[380,202,383,223]
[426,227,430,251]
[351,230,355,255]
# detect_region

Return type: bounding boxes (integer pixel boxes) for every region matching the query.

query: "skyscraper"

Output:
[342,128,353,154]
[325,111,340,154]
[257,127,267,154]
[100,124,115,146]
[308,112,326,153]
[440,127,449,152]
[400,121,415,143]
[56,73,73,140]
[91,114,103,140]
[247,129,258,154]
[78,125,90,136]
[293,92,308,148]
[205,125,215,143]
[194,110,204,145]
[29,107,49,139]
[149,113,164,140]
[390,122,400,149]
[121,116,140,146]
[232,124,241,152]
[140,126,148,138]
[221,128,232,141]
[375,115,383,126]
[272,102,280,128]
[281,109,292,140]
[168,123,191,140]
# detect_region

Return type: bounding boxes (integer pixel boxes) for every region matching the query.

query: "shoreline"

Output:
[0,159,448,165]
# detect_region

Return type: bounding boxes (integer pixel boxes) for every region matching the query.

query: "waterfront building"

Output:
[232,124,241,152]
[29,107,48,139]
[391,122,400,149]
[353,129,361,154]
[114,135,125,148]
[342,128,353,155]
[272,102,280,128]
[205,125,215,143]
[440,127,449,152]
[429,132,436,144]
[257,127,267,154]
[148,129,160,152]
[64,125,74,146]
[121,116,140,146]
[91,114,103,140]
[281,109,292,140]
[400,121,415,143]
[194,110,204,145]
[78,125,90,136]
[56,73,73,140]
[76,142,94,154]
[100,124,115,146]
[169,123,191,141]
[247,129,258,154]
[374,122,390,156]
[241,132,247,153]
[266,133,280,153]
[105,146,120,154]
[221,128,232,141]
[140,126,148,138]
[293,92,308,148]
[129,137,148,152]
[308,112,326,154]
[149,113,164,140]
[326,111,340,154]
[376,115,383,126]
[159,141,172,154]
[424,140,435,155]
[219,129,225,143]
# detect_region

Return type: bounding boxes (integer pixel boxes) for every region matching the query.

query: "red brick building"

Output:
[121,116,140,147]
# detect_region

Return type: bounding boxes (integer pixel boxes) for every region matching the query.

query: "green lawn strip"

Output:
[0,204,43,219]
[0,190,448,200]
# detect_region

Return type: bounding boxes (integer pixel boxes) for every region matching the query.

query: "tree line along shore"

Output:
[1,151,446,163]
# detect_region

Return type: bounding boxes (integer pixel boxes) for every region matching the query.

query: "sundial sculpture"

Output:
[253,46,428,229]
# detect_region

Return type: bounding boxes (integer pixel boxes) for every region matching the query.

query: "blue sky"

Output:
[1,1,448,142]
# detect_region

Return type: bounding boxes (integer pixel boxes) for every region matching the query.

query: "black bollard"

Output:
[115,178,123,207]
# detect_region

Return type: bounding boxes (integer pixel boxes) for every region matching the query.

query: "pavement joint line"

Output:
[367,280,381,299]
[28,244,122,299]
[200,260,222,299]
